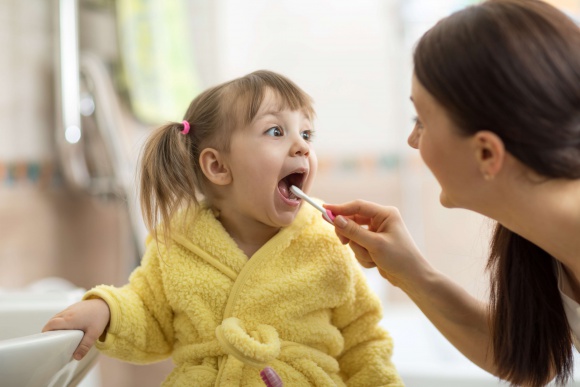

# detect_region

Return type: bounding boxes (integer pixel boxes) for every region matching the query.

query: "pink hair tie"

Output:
[181,120,190,135]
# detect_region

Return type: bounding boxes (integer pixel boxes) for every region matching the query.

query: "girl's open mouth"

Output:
[278,171,305,203]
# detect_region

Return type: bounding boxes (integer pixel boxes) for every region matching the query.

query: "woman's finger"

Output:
[350,214,373,227]
[324,200,386,220]
[333,215,378,251]
[334,230,351,245]
[348,240,375,267]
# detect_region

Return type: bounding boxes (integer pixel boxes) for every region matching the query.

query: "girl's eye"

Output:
[266,126,283,137]
[301,130,315,142]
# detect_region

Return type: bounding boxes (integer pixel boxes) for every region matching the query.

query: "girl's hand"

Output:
[42,298,110,360]
[324,200,427,289]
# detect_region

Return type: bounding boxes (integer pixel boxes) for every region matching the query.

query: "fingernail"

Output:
[335,215,347,228]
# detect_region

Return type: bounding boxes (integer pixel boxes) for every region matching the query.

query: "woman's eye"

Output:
[266,126,283,137]
[301,130,314,142]
[413,116,424,130]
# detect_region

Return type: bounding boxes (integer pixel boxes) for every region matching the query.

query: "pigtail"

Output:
[139,121,199,240]
[487,224,573,386]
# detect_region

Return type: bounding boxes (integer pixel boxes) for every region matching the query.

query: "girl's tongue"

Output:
[278,177,299,200]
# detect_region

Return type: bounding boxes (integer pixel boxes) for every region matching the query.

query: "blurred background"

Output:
[1,0,578,385]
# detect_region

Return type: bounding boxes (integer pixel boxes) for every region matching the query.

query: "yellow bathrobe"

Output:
[84,203,404,386]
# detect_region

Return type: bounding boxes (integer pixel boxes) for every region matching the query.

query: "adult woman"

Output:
[324,0,580,386]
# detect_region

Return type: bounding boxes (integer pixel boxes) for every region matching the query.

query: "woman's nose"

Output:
[407,126,420,149]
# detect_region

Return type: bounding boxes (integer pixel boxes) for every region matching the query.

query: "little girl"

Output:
[43,70,403,386]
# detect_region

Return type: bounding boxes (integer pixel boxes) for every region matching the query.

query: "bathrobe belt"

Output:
[171,316,340,374]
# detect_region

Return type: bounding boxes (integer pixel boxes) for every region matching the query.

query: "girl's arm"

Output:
[324,200,497,376]
[82,239,175,363]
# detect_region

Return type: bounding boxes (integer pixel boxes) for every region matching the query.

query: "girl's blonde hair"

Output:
[139,70,315,239]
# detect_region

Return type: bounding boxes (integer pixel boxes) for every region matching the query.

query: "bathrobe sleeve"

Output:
[83,236,174,364]
[333,256,404,387]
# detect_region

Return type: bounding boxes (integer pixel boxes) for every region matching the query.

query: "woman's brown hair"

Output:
[139,70,314,239]
[414,0,580,385]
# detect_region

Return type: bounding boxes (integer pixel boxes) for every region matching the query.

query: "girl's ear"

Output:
[199,148,232,186]
[473,130,505,180]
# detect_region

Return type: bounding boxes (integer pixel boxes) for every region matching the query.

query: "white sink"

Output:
[0,279,100,387]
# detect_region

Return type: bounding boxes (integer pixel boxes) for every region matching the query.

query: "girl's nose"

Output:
[291,135,310,157]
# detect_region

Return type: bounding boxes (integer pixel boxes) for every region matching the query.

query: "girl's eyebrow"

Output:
[256,110,310,121]
[253,108,312,124]
[253,110,282,122]
[260,111,282,117]
[248,112,278,127]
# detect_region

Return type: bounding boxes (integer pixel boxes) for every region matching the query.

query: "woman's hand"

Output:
[324,200,427,289]
[42,298,110,360]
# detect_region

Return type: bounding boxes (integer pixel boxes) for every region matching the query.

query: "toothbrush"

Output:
[261,367,283,387]
[290,186,336,224]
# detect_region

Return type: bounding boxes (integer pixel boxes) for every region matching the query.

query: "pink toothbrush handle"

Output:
[325,209,336,222]
[261,367,283,387]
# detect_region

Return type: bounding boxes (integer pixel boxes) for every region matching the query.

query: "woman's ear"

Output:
[199,148,232,186]
[473,130,505,180]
